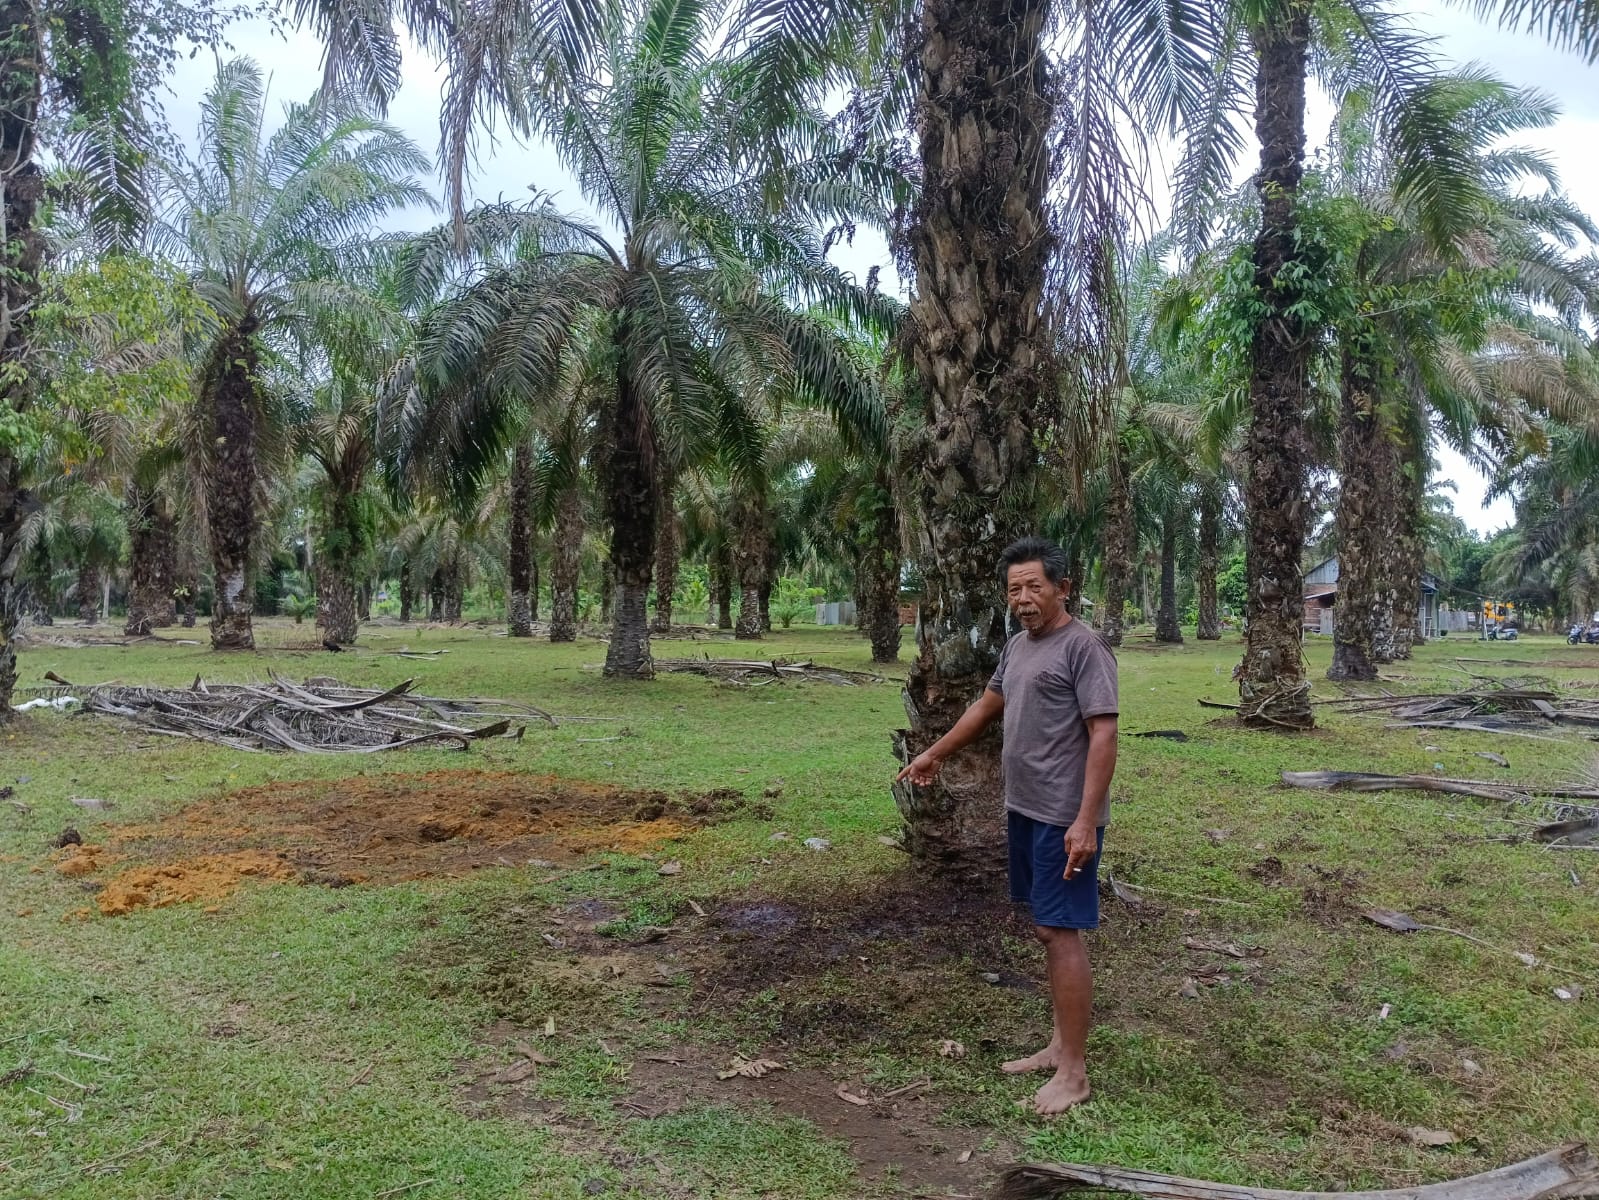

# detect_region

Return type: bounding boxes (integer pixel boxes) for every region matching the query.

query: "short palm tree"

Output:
[394,0,893,678]
[154,59,428,650]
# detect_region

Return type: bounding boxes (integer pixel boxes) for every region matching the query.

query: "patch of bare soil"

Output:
[64,771,757,916]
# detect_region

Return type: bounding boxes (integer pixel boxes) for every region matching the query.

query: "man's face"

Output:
[1006,561,1069,633]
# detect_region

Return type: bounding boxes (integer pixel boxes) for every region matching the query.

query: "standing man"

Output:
[896,535,1118,1115]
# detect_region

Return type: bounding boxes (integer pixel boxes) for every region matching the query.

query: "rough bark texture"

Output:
[1099,452,1134,647]
[862,479,902,663]
[428,571,443,621]
[600,358,655,677]
[202,321,261,651]
[733,493,766,641]
[1196,481,1222,639]
[1238,2,1315,729]
[179,585,196,627]
[125,486,178,635]
[317,563,359,645]
[76,562,101,624]
[399,559,413,622]
[0,0,44,717]
[508,438,535,638]
[651,473,677,633]
[1154,513,1183,643]
[893,0,1057,870]
[549,480,583,643]
[1391,414,1426,659]
[1328,349,1390,681]
[441,555,463,622]
[714,542,733,630]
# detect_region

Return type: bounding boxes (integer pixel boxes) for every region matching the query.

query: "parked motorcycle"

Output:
[1569,623,1599,645]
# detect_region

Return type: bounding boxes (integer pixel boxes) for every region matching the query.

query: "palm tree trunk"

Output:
[1154,512,1183,643]
[126,486,178,635]
[863,481,902,663]
[651,471,677,634]
[1238,1,1315,729]
[601,365,656,678]
[1100,453,1133,647]
[428,570,443,621]
[1196,480,1222,640]
[714,541,733,630]
[508,438,535,637]
[733,493,766,641]
[1329,350,1389,681]
[760,539,777,634]
[202,320,260,651]
[399,559,413,622]
[550,479,583,643]
[317,563,359,644]
[0,0,43,718]
[77,561,101,625]
[1391,412,1426,659]
[1063,545,1082,617]
[442,554,463,622]
[529,554,539,621]
[895,0,1056,870]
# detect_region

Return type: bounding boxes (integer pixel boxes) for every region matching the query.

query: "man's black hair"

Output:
[997,536,1070,588]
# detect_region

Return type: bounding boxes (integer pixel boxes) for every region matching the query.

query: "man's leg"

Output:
[1030,925,1092,1113]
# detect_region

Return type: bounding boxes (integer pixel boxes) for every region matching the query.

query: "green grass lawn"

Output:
[2,620,1596,1198]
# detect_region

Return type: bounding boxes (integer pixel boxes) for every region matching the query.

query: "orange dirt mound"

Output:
[95,851,297,917]
[55,845,114,877]
[89,771,753,909]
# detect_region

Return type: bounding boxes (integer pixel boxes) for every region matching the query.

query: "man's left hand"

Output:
[1063,821,1098,881]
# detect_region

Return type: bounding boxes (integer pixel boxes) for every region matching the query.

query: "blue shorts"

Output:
[1007,812,1105,929]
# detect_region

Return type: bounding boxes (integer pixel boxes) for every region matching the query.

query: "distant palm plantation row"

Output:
[3,0,1598,858]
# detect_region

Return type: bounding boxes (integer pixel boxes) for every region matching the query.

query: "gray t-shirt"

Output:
[987,616,1119,828]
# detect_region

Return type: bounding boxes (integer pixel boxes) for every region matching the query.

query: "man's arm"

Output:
[895,688,1005,785]
[1064,714,1117,879]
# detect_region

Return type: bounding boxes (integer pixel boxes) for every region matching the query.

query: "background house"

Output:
[1302,557,1440,638]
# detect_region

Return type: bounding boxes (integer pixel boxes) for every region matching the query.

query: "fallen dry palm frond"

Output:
[653,657,883,687]
[27,674,555,753]
[990,1143,1599,1200]
[1327,682,1599,740]
[1281,770,1599,825]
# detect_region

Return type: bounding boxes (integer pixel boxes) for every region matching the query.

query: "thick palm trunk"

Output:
[1154,513,1183,643]
[1196,481,1222,640]
[714,542,733,630]
[549,480,583,643]
[441,555,463,622]
[126,486,178,635]
[1063,545,1082,617]
[202,321,260,651]
[508,438,535,637]
[317,563,359,644]
[1391,412,1426,659]
[1099,453,1134,647]
[1238,2,1314,729]
[651,473,677,634]
[733,494,766,641]
[0,2,43,717]
[1329,351,1390,681]
[601,366,656,678]
[894,0,1055,869]
[428,571,443,621]
[77,562,101,624]
[862,481,902,663]
[399,560,413,622]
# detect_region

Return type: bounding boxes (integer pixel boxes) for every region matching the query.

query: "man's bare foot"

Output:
[1000,1045,1059,1075]
[1030,1068,1091,1115]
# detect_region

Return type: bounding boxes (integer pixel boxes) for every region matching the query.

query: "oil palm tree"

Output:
[392,0,894,678]
[153,59,428,651]
[1322,77,1599,678]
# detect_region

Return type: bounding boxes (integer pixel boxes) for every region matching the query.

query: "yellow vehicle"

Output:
[1480,599,1518,641]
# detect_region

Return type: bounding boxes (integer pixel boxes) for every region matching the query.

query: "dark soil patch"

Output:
[77,771,758,912]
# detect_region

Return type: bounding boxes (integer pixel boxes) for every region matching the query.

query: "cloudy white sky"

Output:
[161,2,1598,536]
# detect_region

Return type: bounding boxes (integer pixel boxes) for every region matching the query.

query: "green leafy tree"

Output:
[392,0,893,678]
[153,58,427,651]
